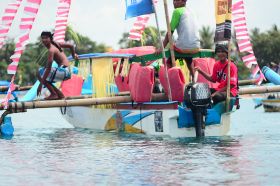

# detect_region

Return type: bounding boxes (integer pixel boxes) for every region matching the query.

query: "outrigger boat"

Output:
[59,48,238,138]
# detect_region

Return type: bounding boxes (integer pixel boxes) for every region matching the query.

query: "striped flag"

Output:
[0,0,23,49]
[53,0,72,42]
[232,0,264,84]
[2,0,42,108]
[128,0,158,41]
[7,0,42,75]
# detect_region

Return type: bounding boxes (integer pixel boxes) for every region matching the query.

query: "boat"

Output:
[59,48,238,138]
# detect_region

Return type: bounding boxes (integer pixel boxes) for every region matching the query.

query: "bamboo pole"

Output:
[0,85,32,92]
[239,85,280,95]
[0,93,168,111]
[163,0,176,67]
[238,79,257,86]
[153,0,172,102]
[225,42,231,112]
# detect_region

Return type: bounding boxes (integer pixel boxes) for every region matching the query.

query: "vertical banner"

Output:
[232,0,264,84]
[215,0,232,42]
[0,0,23,49]
[53,0,71,42]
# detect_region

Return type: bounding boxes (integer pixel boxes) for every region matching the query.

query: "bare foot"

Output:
[44,94,60,100]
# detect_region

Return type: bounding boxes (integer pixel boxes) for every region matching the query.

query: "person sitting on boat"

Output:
[194,44,238,104]
[37,31,79,100]
[156,0,200,79]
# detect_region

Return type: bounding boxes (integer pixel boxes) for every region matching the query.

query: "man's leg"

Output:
[212,92,227,105]
[185,57,194,81]
[52,84,65,99]
[37,69,58,99]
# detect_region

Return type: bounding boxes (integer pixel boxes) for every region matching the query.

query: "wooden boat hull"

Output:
[61,102,231,138]
[262,99,280,112]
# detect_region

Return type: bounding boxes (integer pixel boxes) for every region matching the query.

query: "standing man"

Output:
[194,44,238,104]
[156,0,200,78]
[37,31,78,100]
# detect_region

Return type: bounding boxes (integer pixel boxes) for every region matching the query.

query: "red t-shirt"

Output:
[211,60,238,97]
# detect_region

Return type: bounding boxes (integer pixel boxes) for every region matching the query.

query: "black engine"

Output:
[184,83,211,137]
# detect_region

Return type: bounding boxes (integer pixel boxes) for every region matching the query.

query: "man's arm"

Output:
[195,67,215,83]
[59,42,78,59]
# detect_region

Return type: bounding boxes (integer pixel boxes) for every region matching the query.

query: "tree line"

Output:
[0,25,279,85]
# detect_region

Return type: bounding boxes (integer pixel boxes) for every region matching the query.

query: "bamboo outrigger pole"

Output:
[0,85,32,92]
[153,0,172,102]
[0,93,169,112]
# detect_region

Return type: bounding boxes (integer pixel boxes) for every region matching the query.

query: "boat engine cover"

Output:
[184,83,211,107]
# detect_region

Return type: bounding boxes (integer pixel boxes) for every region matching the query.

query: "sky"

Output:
[0,0,280,50]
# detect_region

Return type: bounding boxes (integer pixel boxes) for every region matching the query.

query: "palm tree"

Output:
[199,26,214,49]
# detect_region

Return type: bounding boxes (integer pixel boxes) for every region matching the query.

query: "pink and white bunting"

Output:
[53,0,72,42]
[128,0,158,41]
[232,0,264,84]
[2,0,42,108]
[0,0,23,49]
[7,0,42,75]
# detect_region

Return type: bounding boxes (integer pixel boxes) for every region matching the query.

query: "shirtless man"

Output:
[37,31,78,100]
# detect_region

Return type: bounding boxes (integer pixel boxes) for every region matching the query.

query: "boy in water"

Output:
[194,44,238,104]
[37,31,78,100]
[156,0,200,79]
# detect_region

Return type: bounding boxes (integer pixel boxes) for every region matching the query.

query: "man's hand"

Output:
[194,66,201,73]
[74,53,79,60]
[37,83,42,97]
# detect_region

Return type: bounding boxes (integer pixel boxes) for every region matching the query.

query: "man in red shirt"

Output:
[194,44,238,104]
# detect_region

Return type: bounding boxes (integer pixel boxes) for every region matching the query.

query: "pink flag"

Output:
[0,0,23,49]
[53,0,72,42]
[232,0,264,84]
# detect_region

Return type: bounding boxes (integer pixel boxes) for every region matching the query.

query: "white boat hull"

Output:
[61,105,231,138]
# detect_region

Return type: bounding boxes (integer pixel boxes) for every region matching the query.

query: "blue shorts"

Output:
[39,66,71,83]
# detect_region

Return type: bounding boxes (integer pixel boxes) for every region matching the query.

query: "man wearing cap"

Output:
[194,44,238,104]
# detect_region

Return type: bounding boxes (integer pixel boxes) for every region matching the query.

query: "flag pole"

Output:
[152,0,172,101]
[163,0,176,67]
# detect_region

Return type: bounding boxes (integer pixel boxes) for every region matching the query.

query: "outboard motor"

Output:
[184,83,211,137]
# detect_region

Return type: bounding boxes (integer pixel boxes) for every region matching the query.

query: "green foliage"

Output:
[199,26,214,49]
[250,25,280,67]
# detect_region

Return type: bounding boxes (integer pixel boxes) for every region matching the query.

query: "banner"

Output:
[215,0,232,42]
[53,0,72,42]
[0,0,23,49]
[232,0,264,84]
[125,0,154,19]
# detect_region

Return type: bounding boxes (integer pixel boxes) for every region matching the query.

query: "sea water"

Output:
[0,99,279,185]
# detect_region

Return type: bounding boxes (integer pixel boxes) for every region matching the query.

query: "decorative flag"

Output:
[125,0,154,19]
[53,0,72,42]
[2,0,42,108]
[129,16,150,41]
[7,0,42,75]
[0,0,23,49]
[128,0,158,41]
[232,0,264,84]
[214,0,232,42]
